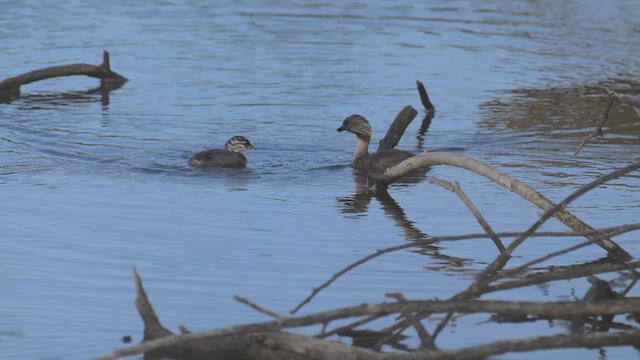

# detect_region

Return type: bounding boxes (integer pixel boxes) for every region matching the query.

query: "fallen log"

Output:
[0,50,127,99]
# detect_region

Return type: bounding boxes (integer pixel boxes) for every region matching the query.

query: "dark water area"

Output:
[1,1,640,359]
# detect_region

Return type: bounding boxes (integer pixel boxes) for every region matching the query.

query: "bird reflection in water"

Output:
[336,173,470,269]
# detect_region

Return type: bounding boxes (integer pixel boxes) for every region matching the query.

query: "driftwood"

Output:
[575,87,640,154]
[0,50,127,99]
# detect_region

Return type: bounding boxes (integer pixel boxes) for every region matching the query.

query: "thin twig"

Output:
[99,298,640,360]
[575,91,615,155]
[385,330,640,360]
[373,152,633,261]
[469,160,640,297]
[486,261,640,294]
[386,293,437,350]
[430,177,506,253]
[291,223,640,314]
[234,295,286,321]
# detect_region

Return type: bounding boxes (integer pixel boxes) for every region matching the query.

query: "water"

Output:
[1,1,640,359]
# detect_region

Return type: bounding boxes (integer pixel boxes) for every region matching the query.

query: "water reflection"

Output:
[479,83,640,139]
[416,108,435,149]
[3,80,125,108]
[337,173,470,268]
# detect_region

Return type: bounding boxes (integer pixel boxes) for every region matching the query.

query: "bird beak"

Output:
[337,126,345,132]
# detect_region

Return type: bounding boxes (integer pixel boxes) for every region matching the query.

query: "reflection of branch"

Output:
[575,88,640,155]
[374,152,634,261]
[0,50,127,99]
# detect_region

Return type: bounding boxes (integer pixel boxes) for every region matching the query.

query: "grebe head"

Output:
[337,114,372,141]
[225,136,255,153]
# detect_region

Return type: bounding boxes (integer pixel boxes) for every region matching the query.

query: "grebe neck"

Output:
[352,136,370,167]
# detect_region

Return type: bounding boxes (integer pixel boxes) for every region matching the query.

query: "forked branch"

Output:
[373,152,635,261]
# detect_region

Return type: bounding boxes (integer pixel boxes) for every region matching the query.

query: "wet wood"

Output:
[377,105,418,152]
[416,80,435,112]
[0,50,127,98]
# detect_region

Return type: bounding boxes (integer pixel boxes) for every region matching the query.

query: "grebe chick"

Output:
[337,114,415,172]
[189,136,255,168]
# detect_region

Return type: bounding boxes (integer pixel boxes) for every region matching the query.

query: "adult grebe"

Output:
[189,136,255,168]
[337,114,415,171]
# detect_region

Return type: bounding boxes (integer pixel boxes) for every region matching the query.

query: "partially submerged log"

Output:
[0,50,127,99]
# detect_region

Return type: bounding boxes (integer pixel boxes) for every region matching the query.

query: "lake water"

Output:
[2,1,640,359]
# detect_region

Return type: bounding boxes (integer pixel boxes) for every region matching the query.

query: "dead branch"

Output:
[575,88,640,154]
[385,330,640,360]
[431,161,639,337]
[234,295,286,321]
[378,105,419,152]
[102,280,640,360]
[416,81,436,148]
[430,177,505,253]
[291,223,640,315]
[133,266,172,341]
[386,293,437,351]
[416,81,435,112]
[373,152,635,261]
[486,260,640,294]
[0,50,127,98]
[428,161,639,340]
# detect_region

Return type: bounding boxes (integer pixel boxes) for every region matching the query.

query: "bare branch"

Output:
[378,105,419,152]
[416,80,435,112]
[386,293,437,351]
[373,152,635,261]
[486,260,640,294]
[99,298,640,360]
[576,88,640,154]
[234,295,286,321]
[430,177,505,253]
[385,330,640,360]
[0,50,127,98]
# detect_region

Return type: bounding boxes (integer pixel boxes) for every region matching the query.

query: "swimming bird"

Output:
[337,114,415,172]
[189,136,255,168]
